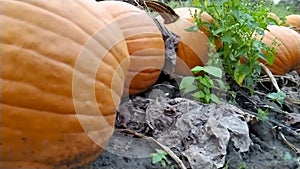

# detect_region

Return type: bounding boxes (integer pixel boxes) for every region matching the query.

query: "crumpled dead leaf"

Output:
[156,98,252,169]
[116,95,253,169]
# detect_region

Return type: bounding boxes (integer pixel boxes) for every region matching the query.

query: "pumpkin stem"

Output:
[124,0,179,24]
[143,0,179,24]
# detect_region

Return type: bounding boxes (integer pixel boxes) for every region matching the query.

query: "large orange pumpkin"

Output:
[267,12,282,25]
[99,1,165,95]
[256,25,300,75]
[1,0,130,168]
[285,14,300,33]
[155,7,212,75]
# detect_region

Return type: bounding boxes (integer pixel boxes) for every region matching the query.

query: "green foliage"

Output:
[180,65,222,103]
[191,0,277,87]
[259,0,300,17]
[267,90,286,105]
[150,149,168,168]
[283,152,300,163]
[257,108,269,121]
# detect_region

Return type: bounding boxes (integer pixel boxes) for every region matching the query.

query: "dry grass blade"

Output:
[259,63,280,92]
[279,131,300,154]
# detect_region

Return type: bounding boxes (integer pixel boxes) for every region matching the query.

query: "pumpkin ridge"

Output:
[2,78,119,115]
[2,105,116,132]
[2,46,122,102]
[2,0,92,44]
[111,11,142,20]
[98,1,144,20]
[0,15,86,47]
[2,23,125,93]
[74,0,113,22]
[1,128,104,168]
[2,45,112,97]
[73,0,130,62]
[2,43,77,76]
[263,30,291,69]
[1,16,95,67]
[128,69,161,76]
[23,0,105,37]
[60,0,131,65]
[278,29,300,68]
[2,1,127,70]
[129,54,166,59]
[261,36,289,69]
[268,27,295,68]
[1,117,115,132]
[2,92,118,118]
[271,32,293,67]
[122,25,165,32]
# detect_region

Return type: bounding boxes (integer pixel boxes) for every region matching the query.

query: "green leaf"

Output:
[185,24,199,32]
[151,154,162,164]
[161,160,166,167]
[232,7,239,19]
[267,91,286,105]
[216,0,229,7]
[150,149,168,165]
[236,45,249,57]
[156,149,167,156]
[205,93,211,103]
[203,86,211,94]
[211,94,221,104]
[193,91,205,99]
[216,79,227,90]
[180,76,197,93]
[254,64,262,74]
[283,152,293,161]
[257,108,269,121]
[204,66,223,78]
[245,75,254,87]
[213,27,225,36]
[191,66,222,78]
[222,33,232,44]
[191,66,205,74]
[234,64,251,85]
[200,77,212,88]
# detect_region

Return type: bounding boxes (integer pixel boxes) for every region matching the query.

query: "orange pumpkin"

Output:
[267,12,282,25]
[155,7,211,75]
[100,1,165,95]
[285,14,300,33]
[173,8,214,35]
[1,0,130,168]
[256,25,300,75]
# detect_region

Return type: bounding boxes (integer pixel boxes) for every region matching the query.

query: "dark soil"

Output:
[90,71,300,169]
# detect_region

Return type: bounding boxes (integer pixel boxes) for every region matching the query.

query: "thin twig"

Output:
[259,63,280,92]
[240,107,300,139]
[116,128,187,169]
[285,97,300,105]
[279,131,300,154]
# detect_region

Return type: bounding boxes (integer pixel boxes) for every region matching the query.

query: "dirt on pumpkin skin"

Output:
[90,72,300,169]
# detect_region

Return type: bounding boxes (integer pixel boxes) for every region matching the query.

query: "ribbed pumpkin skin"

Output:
[174,8,213,37]
[156,8,210,75]
[267,12,281,25]
[257,25,300,75]
[100,1,165,95]
[285,14,300,33]
[174,7,223,50]
[1,0,129,168]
